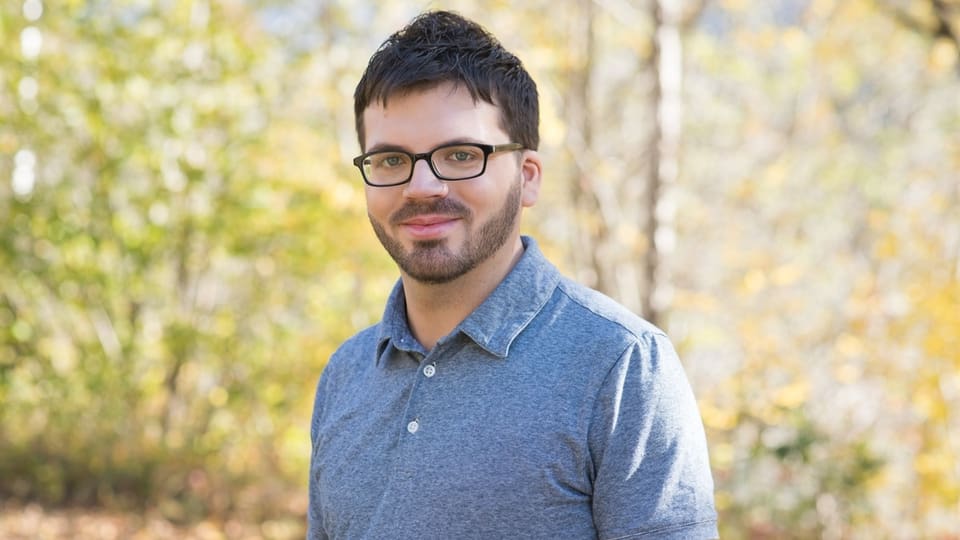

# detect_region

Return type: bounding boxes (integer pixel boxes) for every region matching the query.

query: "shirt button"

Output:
[423,364,436,378]
[407,420,419,434]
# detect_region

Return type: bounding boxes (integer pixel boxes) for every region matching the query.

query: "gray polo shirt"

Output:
[309,237,717,539]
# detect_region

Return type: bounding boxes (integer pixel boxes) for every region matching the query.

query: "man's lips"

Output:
[397,214,461,239]
[401,214,459,226]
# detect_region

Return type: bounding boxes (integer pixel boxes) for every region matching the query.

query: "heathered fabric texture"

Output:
[309,237,717,539]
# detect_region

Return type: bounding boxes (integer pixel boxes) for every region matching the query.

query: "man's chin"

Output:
[393,241,477,284]
[408,238,446,251]
[399,253,469,285]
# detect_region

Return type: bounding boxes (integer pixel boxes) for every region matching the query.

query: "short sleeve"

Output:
[308,366,335,540]
[588,333,718,539]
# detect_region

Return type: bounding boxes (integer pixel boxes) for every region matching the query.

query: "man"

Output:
[309,10,717,539]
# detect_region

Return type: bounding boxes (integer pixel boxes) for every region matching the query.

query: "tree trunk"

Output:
[642,0,683,327]
[566,0,609,293]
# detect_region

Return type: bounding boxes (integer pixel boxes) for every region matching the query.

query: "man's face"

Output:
[361,83,540,284]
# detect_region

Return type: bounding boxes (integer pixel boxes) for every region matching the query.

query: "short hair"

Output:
[354,10,539,151]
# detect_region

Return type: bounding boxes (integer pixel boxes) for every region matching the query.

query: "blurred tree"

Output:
[678,0,960,537]
[1,1,958,538]
[0,0,387,524]
[879,0,960,74]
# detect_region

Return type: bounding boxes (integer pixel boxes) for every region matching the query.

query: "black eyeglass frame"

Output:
[352,142,525,187]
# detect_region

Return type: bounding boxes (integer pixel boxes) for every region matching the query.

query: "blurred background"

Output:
[1,0,958,538]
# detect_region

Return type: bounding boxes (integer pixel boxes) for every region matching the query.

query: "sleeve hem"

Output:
[601,518,719,540]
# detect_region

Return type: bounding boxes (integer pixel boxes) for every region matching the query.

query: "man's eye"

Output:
[373,154,408,168]
[443,148,480,162]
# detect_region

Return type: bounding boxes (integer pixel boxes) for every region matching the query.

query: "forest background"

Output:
[1,0,958,538]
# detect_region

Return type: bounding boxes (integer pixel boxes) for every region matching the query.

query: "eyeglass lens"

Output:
[361,144,488,185]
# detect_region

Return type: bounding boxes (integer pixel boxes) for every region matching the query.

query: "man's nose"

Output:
[403,159,447,199]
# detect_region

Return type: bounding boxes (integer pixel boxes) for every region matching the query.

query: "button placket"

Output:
[403,353,438,439]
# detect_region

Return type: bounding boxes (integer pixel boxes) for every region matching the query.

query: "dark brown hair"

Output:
[354,10,539,151]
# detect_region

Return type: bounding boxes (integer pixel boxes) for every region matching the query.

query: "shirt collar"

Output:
[457,236,560,358]
[375,236,561,364]
[375,280,417,365]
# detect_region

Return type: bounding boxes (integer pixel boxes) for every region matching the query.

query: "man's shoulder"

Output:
[552,276,665,344]
[326,323,382,370]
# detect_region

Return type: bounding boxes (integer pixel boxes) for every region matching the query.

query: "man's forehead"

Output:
[363,85,500,124]
[369,80,498,111]
[359,82,508,150]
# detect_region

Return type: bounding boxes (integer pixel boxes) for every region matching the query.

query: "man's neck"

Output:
[402,236,525,351]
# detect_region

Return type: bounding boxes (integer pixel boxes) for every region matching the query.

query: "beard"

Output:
[369,178,522,285]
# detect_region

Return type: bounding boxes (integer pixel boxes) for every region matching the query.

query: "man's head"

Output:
[355,12,543,286]
[354,10,539,152]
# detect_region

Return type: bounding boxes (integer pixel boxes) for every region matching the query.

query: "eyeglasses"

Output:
[352,142,525,187]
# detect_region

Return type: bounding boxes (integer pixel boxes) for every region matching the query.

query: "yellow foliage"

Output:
[810,0,837,19]
[756,402,787,426]
[867,209,889,230]
[614,223,643,252]
[781,27,808,55]
[264,383,285,407]
[712,442,735,469]
[873,233,899,259]
[915,450,954,478]
[207,386,228,408]
[770,264,801,287]
[924,330,958,362]
[830,63,862,98]
[764,160,788,187]
[912,389,948,422]
[714,490,733,512]
[773,380,809,409]
[741,269,767,294]
[754,28,778,50]
[835,333,864,358]
[929,38,959,75]
[700,401,738,431]
[673,290,719,313]
[833,362,861,384]
[911,281,960,365]
[720,0,750,12]
[837,0,872,19]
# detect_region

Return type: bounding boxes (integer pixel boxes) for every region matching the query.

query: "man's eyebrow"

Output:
[364,143,408,154]
[364,138,487,154]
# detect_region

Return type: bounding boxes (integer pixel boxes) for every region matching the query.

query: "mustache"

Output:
[389,199,471,225]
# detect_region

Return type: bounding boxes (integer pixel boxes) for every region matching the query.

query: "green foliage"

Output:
[0,0,389,525]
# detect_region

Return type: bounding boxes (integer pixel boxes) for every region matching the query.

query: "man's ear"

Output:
[519,150,542,208]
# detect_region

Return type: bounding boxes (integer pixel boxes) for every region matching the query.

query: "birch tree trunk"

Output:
[643,0,684,326]
[565,0,610,294]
